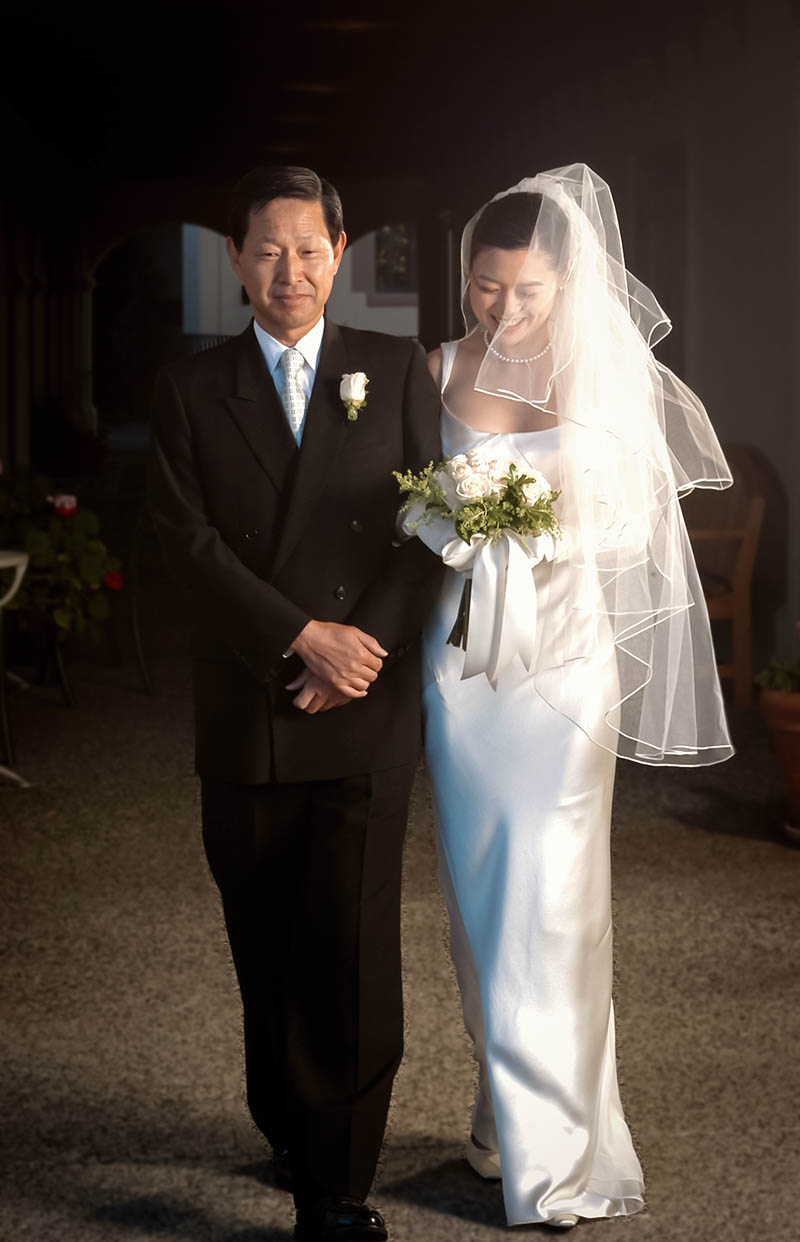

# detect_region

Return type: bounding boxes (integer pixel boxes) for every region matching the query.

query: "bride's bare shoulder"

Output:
[426,347,443,385]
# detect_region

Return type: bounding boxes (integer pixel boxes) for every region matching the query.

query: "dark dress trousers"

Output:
[147,320,442,1206]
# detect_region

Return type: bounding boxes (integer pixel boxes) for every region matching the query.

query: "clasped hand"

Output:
[286,619,387,714]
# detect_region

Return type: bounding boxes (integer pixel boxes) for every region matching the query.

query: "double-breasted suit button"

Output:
[349,519,364,534]
[334,586,346,600]
[243,529,259,540]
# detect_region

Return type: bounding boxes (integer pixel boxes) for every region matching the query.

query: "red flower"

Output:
[103,570,123,591]
[48,493,78,518]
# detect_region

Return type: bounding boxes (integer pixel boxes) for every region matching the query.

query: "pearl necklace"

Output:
[483,328,551,364]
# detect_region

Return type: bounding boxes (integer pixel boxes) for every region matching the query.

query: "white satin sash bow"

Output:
[408,507,558,688]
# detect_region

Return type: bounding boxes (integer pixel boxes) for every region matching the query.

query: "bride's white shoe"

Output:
[463,1138,580,1228]
[464,1135,502,1180]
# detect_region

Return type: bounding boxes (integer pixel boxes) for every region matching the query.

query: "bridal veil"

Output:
[462,163,733,764]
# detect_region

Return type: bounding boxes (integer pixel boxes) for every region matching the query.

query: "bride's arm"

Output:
[426,347,442,387]
[392,347,444,544]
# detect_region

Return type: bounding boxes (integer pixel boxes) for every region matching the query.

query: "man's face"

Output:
[227,197,345,345]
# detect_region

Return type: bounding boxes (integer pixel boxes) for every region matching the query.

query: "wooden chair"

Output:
[683,444,765,706]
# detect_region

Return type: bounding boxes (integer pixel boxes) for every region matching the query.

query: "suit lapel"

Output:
[224,324,298,497]
[272,321,349,576]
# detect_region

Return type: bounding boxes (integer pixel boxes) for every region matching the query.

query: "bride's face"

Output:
[469,247,560,349]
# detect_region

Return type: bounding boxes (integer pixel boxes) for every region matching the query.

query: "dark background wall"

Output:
[1,0,797,659]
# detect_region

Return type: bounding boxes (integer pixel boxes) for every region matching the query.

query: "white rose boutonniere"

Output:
[340,372,369,421]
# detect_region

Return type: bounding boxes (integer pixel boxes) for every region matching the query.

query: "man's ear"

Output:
[226,235,242,277]
[332,230,347,274]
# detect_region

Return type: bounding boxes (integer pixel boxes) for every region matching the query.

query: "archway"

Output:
[91,222,246,440]
[327,224,419,337]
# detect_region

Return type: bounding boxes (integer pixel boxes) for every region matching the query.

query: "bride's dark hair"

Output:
[470,192,566,269]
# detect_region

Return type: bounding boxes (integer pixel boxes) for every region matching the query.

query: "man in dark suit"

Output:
[147,166,442,1242]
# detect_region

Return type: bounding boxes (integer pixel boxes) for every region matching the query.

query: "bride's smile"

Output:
[470,245,560,355]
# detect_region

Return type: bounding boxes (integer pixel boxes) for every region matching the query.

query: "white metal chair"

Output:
[0,549,31,785]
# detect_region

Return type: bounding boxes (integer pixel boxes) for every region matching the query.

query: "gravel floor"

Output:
[1,582,797,1242]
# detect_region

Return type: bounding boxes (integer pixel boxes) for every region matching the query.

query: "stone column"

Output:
[73,264,97,436]
[30,234,47,418]
[0,199,10,473]
[45,254,97,438]
[12,222,32,470]
[46,274,62,418]
[416,204,458,351]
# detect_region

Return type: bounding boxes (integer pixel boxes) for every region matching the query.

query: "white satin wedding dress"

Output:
[422,341,645,1226]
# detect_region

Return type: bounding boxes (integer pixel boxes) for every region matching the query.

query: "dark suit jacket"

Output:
[147,320,443,783]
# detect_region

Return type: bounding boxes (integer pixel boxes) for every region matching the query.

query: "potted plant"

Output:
[0,470,123,704]
[755,621,800,843]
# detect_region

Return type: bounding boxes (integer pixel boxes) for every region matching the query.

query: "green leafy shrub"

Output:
[0,472,122,641]
[755,621,800,693]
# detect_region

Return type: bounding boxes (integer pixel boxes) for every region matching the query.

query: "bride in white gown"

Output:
[410,166,733,1229]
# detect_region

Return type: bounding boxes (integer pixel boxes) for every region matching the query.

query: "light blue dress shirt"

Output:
[253,316,325,445]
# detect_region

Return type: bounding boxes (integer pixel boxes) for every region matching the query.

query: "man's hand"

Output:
[285,668,350,714]
[290,620,387,698]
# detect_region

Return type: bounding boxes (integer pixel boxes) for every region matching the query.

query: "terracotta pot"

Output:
[760,689,800,834]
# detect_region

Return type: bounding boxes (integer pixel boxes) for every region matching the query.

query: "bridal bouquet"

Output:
[394,450,561,685]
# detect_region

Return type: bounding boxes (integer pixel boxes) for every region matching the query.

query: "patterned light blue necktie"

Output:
[278,347,306,444]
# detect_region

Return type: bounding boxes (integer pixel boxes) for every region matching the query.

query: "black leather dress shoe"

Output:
[294,1197,388,1241]
[272,1146,293,1192]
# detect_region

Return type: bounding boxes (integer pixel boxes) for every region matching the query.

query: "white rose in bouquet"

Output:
[447,454,472,482]
[455,472,492,501]
[522,471,551,504]
[460,449,513,493]
[485,457,513,491]
[465,448,489,472]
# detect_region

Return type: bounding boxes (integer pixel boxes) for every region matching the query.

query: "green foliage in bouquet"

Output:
[0,472,123,641]
[394,460,561,546]
[394,461,450,513]
[453,462,561,545]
